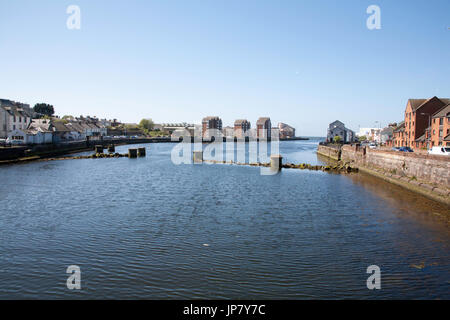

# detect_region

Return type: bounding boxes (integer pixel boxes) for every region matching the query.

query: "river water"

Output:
[0,139,448,299]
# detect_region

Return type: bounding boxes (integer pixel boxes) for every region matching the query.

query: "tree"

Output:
[139,118,154,131]
[333,135,341,144]
[358,135,367,142]
[33,103,55,117]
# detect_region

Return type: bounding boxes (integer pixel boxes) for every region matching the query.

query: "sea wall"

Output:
[316,144,450,204]
[0,146,27,160]
[317,144,341,161]
[341,145,450,204]
[341,145,450,188]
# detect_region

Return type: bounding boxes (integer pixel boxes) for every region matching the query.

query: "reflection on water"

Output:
[0,138,448,299]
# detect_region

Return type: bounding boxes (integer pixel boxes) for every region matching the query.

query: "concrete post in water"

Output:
[138,147,146,157]
[108,145,115,153]
[95,145,104,154]
[128,148,138,158]
[193,151,203,163]
[270,154,283,172]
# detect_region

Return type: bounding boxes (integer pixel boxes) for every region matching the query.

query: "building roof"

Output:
[234,119,249,125]
[256,117,271,125]
[52,121,71,132]
[415,133,426,142]
[29,119,53,132]
[202,116,221,122]
[329,120,345,128]
[393,121,405,132]
[408,97,450,111]
[408,99,428,111]
[65,122,85,133]
[432,104,450,118]
[381,127,393,135]
[278,122,294,130]
[0,99,34,118]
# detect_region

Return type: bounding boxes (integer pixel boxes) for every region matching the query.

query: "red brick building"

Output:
[256,117,271,139]
[392,122,405,147]
[234,119,251,138]
[430,104,450,147]
[403,97,450,149]
[202,116,222,138]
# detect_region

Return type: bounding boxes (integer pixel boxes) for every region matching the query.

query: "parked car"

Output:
[392,147,400,151]
[0,138,7,146]
[398,147,414,152]
[428,146,450,156]
[368,143,377,149]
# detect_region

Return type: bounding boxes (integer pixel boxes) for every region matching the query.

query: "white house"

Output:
[7,127,53,145]
[0,99,34,138]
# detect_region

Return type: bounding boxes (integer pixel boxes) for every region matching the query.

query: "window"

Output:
[439,118,443,125]
[13,125,15,130]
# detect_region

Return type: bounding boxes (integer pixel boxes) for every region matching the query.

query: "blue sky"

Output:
[0,0,449,136]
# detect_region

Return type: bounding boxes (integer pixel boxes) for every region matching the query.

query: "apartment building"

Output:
[403,97,450,149]
[234,119,251,138]
[256,117,271,139]
[430,104,450,147]
[202,116,222,138]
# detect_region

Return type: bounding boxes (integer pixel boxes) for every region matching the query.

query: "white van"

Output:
[428,146,450,156]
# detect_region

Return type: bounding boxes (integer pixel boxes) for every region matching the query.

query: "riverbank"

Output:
[0,138,164,165]
[317,144,450,206]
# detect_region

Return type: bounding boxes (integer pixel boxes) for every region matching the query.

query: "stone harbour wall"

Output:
[341,145,450,188]
[317,144,450,205]
[317,144,341,161]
